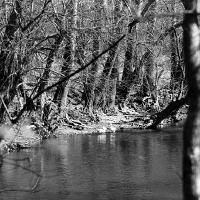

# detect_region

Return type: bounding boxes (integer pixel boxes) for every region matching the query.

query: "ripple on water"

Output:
[0,129,182,200]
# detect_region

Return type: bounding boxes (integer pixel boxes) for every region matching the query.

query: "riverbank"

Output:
[56,105,187,135]
[0,109,144,154]
[56,110,149,135]
[0,124,41,155]
[0,106,187,154]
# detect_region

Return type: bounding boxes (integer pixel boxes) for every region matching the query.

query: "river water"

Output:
[0,128,182,200]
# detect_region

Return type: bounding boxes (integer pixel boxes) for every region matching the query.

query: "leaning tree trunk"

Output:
[182,0,200,199]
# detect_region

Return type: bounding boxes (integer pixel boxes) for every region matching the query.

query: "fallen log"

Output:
[146,95,188,129]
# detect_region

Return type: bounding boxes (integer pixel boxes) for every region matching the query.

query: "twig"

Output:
[31,177,41,191]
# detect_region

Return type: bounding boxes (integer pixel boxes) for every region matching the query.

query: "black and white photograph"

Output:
[0,0,198,199]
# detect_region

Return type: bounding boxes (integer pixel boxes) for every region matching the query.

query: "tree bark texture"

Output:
[182,0,200,199]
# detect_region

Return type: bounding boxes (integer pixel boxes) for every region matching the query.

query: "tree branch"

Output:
[155,21,183,45]
[21,0,51,32]
[10,10,188,124]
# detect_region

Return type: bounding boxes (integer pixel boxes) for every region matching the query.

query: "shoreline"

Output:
[0,110,186,155]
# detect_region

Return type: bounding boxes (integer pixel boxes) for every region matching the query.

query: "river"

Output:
[0,128,182,200]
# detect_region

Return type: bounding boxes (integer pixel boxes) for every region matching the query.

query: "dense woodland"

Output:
[0,0,187,128]
[2,1,200,199]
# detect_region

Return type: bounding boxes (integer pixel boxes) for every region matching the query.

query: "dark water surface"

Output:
[0,129,182,200]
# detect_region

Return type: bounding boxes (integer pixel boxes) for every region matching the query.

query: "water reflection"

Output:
[0,129,182,200]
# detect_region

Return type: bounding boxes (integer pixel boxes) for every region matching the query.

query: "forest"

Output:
[0,0,187,134]
[1,0,200,199]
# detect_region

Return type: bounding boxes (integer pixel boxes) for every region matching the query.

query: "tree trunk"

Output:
[108,67,119,111]
[53,0,78,116]
[140,1,156,98]
[0,0,22,122]
[182,0,200,199]
[170,0,183,96]
[146,95,188,129]
[140,50,154,97]
[36,34,63,96]
[53,34,73,115]
[117,25,137,109]
[85,0,103,113]
[116,0,156,109]
[86,34,100,113]
[94,0,121,111]
[35,34,62,119]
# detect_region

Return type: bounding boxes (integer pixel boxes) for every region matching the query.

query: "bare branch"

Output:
[155,21,183,45]
[141,0,156,16]
[10,10,190,124]
[11,34,126,123]
[21,0,52,32]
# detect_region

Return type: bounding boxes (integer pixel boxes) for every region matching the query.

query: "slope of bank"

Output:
[0,105,187,155]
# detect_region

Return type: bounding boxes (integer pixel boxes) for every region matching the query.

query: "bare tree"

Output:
[0,0,23,122]
[94,0,121,111]
[84,0,103,113]
[116,0,156,110]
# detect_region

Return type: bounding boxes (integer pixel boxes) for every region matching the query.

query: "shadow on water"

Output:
[0,128,182,200]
